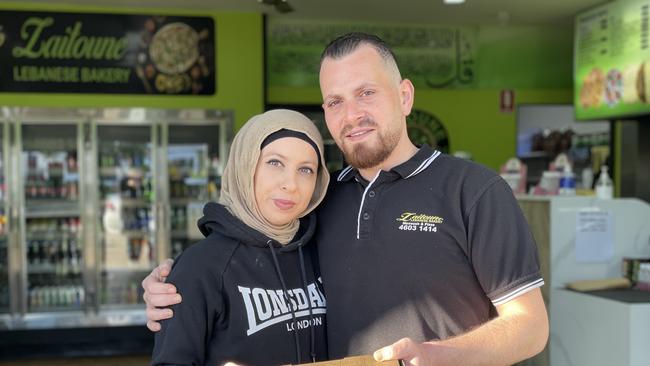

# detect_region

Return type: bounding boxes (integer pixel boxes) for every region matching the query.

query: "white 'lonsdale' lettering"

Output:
[238,282,326,336]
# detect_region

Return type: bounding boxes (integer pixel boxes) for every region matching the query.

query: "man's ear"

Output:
[399,79,415,116]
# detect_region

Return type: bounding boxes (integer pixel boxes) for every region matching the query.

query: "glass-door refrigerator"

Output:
[92,109,230,317]
[95,122,156,314]
[0,122,8,315]
[17,120,86,324]
[163,115,228,258]
[0,107,231,333]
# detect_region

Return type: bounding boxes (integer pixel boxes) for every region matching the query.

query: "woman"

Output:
[151,109,330,365]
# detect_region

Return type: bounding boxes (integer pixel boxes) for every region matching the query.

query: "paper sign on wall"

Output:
[575,210,614,263]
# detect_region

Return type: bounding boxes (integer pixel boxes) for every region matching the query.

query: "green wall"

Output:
[477,26,573,89]
[0,2,264,130]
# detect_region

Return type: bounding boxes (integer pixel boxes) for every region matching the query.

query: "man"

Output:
[142,32,548,366]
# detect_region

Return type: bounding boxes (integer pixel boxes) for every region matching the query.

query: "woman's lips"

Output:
[273,199,296,210]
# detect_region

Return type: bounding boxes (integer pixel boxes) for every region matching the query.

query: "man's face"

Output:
[319,45,411,169]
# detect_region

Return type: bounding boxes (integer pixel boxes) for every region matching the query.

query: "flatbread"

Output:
[149,22,199,75]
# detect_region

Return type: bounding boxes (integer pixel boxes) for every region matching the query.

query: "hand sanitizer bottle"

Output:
[559,164,576,196]
[595,165,613,199]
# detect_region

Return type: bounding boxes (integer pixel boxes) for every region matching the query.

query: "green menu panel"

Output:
[575,0,650,120]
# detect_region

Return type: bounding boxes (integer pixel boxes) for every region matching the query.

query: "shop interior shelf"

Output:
[105,198,152,208]
[25,200,80,218]
[170,197,203,205]
[27,265,82,275]
[99,166,149,177]
[171,230,190,239]
[101,266,155,273]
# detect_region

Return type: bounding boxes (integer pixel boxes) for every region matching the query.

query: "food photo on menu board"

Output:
[574,0,650,120]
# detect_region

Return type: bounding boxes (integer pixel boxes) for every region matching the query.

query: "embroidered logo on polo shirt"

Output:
[396,212,443,232]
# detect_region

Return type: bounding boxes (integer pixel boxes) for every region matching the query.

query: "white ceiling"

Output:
[16,0,611,27]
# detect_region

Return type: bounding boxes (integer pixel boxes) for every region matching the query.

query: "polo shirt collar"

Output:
[336,145,441,182]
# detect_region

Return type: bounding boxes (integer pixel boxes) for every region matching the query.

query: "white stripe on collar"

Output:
[337,150,441,181]
[337,165,354,181]
[405,150,441,179]
[356,170,381,240]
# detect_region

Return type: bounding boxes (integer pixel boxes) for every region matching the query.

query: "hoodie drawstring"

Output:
[267,240,302,364]
[298,245,317,363]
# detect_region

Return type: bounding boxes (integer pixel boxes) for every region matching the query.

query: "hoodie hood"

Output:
[198,202,316,252]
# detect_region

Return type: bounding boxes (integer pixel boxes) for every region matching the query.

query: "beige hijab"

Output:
[219,109,330,244]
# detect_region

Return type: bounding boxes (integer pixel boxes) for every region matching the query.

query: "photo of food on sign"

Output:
[604,68,622,107]
[136,17,213,94]
[621,62,650,104]
[581,62,650,110]
[579,67,605,108]
[622,63,642,104]
[639,63,649,103]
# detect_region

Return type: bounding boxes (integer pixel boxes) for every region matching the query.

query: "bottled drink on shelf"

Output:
[559,164,576,196]
[29,285,85,310]
[596,165,614,199]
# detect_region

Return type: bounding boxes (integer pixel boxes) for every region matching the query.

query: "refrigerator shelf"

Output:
[27,266,82,275]
[27,305,84,314]
[99,167,149,177]
[171,230,192,239]
[117,230,152,238]
[101,266,155,273]
[25,211,81,219]
[26,234,78,240]
[104,198,152,208]
[25,201,80,218]
[170,198,204,206]
[2,309,146,330]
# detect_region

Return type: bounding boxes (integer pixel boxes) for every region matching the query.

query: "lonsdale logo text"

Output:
[238,282,326,336]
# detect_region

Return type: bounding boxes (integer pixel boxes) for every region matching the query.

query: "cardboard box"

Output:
[296,355,402,366]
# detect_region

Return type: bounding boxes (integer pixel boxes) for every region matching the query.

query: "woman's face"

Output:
[254,137,319,226]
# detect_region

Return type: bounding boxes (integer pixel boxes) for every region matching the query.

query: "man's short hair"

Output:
[320,32,399,70]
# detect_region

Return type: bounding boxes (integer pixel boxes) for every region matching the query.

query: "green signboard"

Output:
[266,19,477,89]
[575,0,650,120]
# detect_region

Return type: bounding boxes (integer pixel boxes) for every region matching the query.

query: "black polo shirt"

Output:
[316,145,543,358]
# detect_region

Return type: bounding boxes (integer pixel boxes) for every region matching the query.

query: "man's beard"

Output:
[340,118,401,170]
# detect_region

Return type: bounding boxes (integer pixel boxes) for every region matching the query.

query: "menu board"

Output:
[574,0,650,120]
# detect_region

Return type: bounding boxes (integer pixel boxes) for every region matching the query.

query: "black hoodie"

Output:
[151,202,328,366]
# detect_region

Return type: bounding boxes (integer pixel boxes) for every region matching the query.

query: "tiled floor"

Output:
[0,355,151,366]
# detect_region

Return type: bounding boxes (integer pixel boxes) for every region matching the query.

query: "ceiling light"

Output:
[443,0,465,4]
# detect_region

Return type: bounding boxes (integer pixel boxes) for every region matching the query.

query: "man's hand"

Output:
[374,338,442,366]
[373,288,548,366]
[142,258,182,331]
